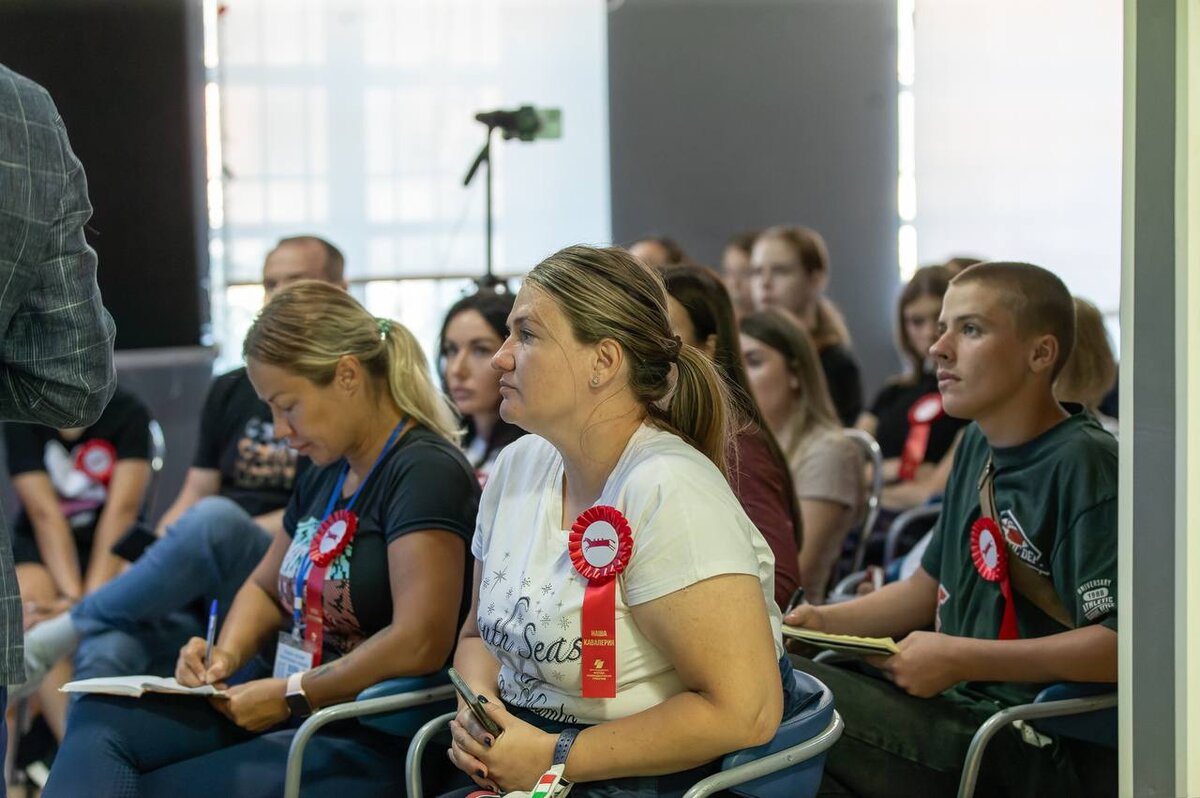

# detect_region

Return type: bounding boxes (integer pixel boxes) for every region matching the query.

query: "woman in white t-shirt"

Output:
[444,245,804,798]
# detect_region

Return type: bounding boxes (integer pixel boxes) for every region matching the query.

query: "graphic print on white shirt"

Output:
[472,425,783,725]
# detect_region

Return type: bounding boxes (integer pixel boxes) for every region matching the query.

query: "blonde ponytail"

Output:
[243,280,460,446]
[378,317,461,444]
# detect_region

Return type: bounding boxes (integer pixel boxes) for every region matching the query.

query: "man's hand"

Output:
[211,678,290,732]
[870,630,963,698]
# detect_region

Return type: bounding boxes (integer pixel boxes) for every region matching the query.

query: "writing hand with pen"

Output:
[175,637,291,732]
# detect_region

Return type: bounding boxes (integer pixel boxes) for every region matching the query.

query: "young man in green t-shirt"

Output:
[786,262,1117,797]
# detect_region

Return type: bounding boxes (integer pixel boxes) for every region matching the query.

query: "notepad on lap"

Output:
[61,675,227,698]
[781,626,900,656]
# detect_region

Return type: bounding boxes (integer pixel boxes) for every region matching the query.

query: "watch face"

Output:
[286,691,312,718]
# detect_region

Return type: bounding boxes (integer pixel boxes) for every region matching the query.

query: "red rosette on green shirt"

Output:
[303,509,359,661]
[568,505,633,698]
[970,516,1019,640]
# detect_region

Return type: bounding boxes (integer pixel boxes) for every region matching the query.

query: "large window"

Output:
[205,0,610,371]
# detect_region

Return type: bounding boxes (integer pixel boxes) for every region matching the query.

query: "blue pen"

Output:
[204,599,218,673]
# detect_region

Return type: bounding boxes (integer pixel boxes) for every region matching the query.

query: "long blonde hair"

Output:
[526,245,731,474]
[243,280,460,444]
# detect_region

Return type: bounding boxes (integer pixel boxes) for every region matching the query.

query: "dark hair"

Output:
[894,265,953,385]
[662,264,803,545]
[437,289,524,457]
[951,261,1076,379]
[272,235,345,282]
[527,245,731,473]
[723,229,762,258]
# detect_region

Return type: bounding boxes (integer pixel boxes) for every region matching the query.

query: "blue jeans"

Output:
[43,693,411,798]
[438,657,805,798]
[69,496,271,681]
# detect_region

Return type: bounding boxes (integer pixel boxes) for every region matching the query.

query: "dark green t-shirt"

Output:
[920,406,1118,706]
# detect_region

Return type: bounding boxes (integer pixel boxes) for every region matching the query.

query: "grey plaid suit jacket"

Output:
[0,64,117,684]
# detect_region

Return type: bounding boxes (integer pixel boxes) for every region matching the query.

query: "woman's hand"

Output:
[175,636,237,687]
[448,699,556,793]
[23,596,75,629]
[211,677,291,732]
[783,603,826,631]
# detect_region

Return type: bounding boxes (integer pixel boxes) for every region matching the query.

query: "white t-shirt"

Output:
[471,424,783,725]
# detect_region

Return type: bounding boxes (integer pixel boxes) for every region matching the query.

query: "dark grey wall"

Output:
[1,349,214,529]
[607,0,900,397]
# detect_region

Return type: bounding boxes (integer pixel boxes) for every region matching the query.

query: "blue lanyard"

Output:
[292,418,407,635]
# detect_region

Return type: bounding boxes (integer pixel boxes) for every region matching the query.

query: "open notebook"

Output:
[61,675,227,698]
[782,626,900,657]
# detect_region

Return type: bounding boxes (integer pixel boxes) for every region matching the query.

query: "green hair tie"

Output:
[376,318,392,339]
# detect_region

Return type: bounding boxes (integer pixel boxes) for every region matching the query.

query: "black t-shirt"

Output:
[278,426,479,659]
[819,343,863,427]
[869,372,970,463]
[194,367,308,518]
[5,386,152,546]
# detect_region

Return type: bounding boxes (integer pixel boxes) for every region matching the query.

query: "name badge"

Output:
[272,631,316,679]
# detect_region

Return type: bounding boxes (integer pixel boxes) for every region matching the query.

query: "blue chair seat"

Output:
[719,669,836,798]
[1029,682,1117,749]
[355,669,455,738]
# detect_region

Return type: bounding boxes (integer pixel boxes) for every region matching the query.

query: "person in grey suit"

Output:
[0,62,117,768]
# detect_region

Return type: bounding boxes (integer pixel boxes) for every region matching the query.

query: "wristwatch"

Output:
[553,727,581,768]
[285,671,314,719]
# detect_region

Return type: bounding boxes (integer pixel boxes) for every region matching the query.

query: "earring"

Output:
[590,375,600,387]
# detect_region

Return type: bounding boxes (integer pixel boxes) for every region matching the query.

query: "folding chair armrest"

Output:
[956,692,1117,798]
[826,571,868,603]
[284,684,456,798]
[406,711,458,798]
[681,711,843,798]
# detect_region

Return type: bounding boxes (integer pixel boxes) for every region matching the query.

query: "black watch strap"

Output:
[553,727,581,767]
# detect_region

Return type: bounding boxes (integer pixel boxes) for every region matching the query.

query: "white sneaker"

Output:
[10,613,79,701]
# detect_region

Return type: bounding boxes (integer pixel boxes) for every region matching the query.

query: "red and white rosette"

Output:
[899,392,944,481]
[303,509,358,658]
[75,439,117,485]
[568,505,633,698]
[970,517,1018,640]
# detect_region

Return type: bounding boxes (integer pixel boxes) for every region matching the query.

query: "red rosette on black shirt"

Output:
[970,517,1018,640]
[303,509,359,661]
[75,439,117,485]
[899,392,944,481]
[568,505,633,698]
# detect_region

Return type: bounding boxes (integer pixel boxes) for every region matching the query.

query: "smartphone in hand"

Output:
[447,667,502,736]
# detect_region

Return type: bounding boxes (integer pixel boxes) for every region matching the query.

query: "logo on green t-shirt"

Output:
[998,509,1048,575]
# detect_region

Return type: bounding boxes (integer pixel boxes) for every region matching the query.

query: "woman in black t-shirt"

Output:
[438,289,524,486]
[47,281,480,797]
[856,265,968,511]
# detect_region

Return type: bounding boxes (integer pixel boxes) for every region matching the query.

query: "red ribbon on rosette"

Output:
[75,439,117,485]
[568,505,633,698]
[970,517,1018,640]
[899,392,944,481]
[303,509,358,661]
